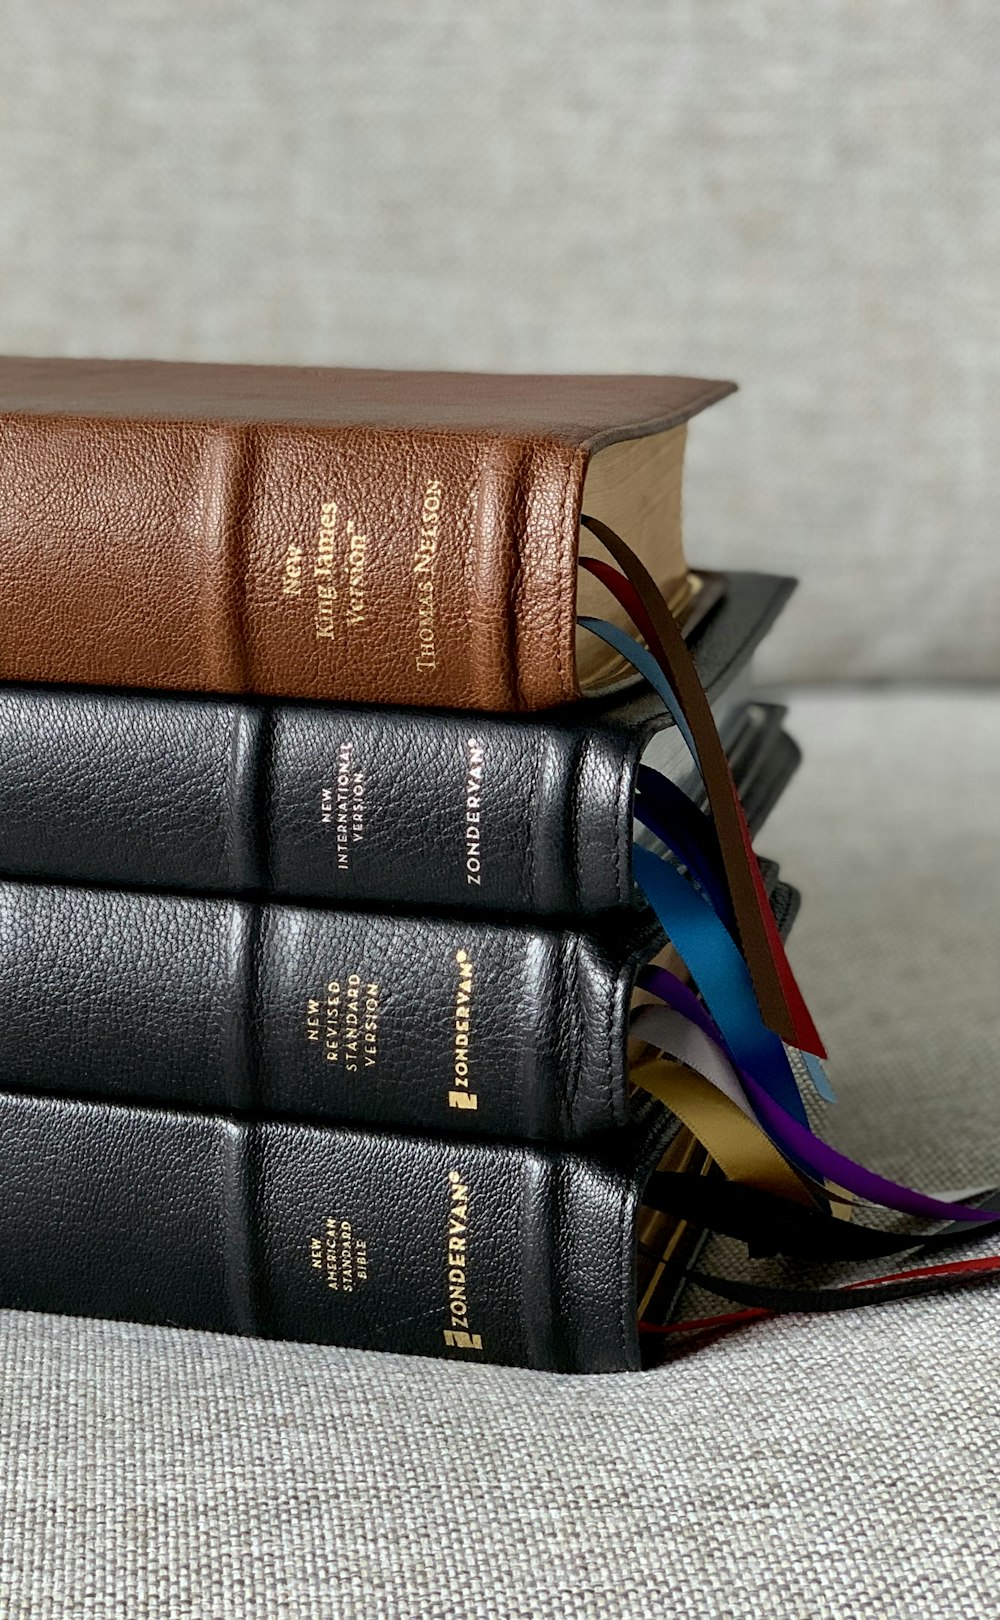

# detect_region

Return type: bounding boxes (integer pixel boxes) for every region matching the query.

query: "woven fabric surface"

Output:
[1,688,998,1620]
[1,1,999,679]
[2,1295,1000,1620]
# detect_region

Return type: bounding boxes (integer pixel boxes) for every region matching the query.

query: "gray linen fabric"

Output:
[2,690,998,1620]
[1,1,999,680]
[747,690,1000,1186]
[2,1294,1000,1620]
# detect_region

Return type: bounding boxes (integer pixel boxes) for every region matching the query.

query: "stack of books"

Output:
[0,358,827,1372]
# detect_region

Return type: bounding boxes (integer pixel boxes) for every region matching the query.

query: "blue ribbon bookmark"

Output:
[632,842,810,1127]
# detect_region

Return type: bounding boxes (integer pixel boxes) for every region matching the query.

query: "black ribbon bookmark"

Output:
[645,1172,1000,1262]
[686,1258,1000,1317]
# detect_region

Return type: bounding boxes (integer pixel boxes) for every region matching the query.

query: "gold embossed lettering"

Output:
[281,543,304,597]
[308,1215,371,1293]
[305,974,380,1070]
[442,1168,483,1351]
[324,979,341,1063]
[413,479,443,671]
[464,739,485,885]
[448,949,477,1110]
[332,740,365,869]
[314,502,338,579]
[295,496,376,651]
[345,521,367,626]
[314,501,339,638]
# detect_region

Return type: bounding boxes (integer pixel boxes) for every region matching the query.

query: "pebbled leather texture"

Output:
[0,706,801,1143]
[0,871,802,1372]
[0,880,658,1140]
[0,571,794,913]
[0,356,733,711]
[0,1089,678,1372]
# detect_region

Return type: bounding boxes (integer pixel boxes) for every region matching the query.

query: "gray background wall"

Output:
[1,1,997,681]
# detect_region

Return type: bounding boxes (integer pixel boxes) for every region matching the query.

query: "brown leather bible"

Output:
[0,357,733,709]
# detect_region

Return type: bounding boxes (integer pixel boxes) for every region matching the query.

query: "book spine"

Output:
[0,415,581,710]
[0,1088,661,1371]
[0,684,627,914]
[0,881,651,1140]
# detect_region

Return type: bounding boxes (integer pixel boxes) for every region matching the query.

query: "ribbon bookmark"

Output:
[640,1253,1000,1338]
[642,1173,1000,1262]
[640,957,1000,1225]
[631,1056,817,1205]
[577,515,824,1058]
[631,844,810,1125]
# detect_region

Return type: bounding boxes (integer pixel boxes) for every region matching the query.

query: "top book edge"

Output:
[0,356,736,444]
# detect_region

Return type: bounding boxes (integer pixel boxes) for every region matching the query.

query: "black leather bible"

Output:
[0,713,798,1141]
[0,1087,685,1372]
[0,572,792,915]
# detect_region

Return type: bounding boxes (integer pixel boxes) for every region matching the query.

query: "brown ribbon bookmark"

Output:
[579,514,824,1057]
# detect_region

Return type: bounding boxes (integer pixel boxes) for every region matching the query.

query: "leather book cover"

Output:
[0,570,793,914]
[0,822,798,1144]
[0,866,805,1370]
[0,357,734,710]
[0,1089,676,1373]
[0,877,806,1372]
[0,881,661,1140]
